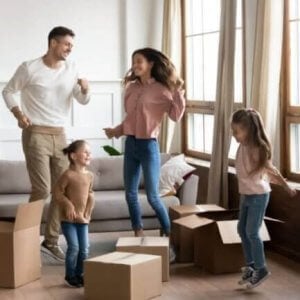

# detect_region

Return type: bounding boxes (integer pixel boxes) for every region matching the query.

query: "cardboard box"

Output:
[169,204,225,221]
[181,210,270,274]
[84,252,162,300]
[116,236,169,282]
[170,205,225,262]
[0,200,44,288]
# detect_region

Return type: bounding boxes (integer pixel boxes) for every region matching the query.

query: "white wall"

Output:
[0,0,164,160]
[125,0,163,68]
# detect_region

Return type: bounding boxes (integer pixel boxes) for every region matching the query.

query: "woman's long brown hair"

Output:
[231,108,272,174]
[123,47,183,91]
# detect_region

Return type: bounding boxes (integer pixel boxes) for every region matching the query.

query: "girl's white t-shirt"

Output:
[2,57,90,127]
[235,144,271,195]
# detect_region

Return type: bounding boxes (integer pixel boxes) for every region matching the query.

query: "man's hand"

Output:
[18,114,31,129]
[77,78,89,94]
[11,107,31,129]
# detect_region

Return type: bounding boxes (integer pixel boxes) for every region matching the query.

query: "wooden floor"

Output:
[1,232,300,300]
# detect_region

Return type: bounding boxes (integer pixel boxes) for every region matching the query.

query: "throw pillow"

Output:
[159,154,196,197]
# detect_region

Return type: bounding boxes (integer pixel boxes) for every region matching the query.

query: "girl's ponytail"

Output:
[62,140,86,164]
[62,146,70,156]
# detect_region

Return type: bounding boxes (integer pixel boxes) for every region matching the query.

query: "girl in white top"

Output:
[231,108,296,289]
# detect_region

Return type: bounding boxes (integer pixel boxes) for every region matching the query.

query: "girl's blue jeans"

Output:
[237,193,270,270]
[61,221,89,279]
[124,136,171,235]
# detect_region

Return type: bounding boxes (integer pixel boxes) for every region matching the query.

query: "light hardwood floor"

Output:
[0,232,300,300]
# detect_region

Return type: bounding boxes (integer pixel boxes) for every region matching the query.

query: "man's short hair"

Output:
[48,26,75,47]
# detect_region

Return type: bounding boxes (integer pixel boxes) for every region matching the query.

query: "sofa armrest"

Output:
[177,174,199,205]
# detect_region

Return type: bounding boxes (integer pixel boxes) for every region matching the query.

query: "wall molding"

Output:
[0,80,123,160]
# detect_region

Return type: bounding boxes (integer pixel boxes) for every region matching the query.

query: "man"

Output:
[2,26,90,260]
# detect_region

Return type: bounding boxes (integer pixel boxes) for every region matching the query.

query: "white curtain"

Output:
[206,0,237,207]
[159,0,182,153]
[247,0,284,167]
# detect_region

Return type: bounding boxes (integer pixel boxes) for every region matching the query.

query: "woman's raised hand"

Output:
[103,128,115,139]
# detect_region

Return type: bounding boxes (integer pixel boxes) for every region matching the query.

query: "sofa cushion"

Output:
[88,153,172,191]
[0,190,180,222]
[91,190,180,220]
[0,194,29,217]
[0,154,172,194]
[159,154,196,196]
[0,161,31,194]
[88,156,125,190]
[0,194,50,222]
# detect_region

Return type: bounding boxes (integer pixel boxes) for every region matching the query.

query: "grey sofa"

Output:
[0,154,199,233]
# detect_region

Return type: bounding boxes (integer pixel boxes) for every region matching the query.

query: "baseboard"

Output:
[267,243,300,262]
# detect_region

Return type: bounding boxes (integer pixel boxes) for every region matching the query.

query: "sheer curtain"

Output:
[207,0,284,207]
[206,0,237,207]
[248,0,284,167]
[159,0,183,153]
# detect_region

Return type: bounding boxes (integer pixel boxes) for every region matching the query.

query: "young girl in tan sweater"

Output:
[54,140,94,287]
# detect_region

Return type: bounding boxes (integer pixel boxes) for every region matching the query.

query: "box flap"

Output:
[14,200,44,231]
[216,220,241,244]
[264,216,284,223]
[216,220,270,244]
[87,252,159,266]
[171,204,225,215]
[116,237,141,247]
[173,214,214,229]
[117,237,169,247]
[259,222,271,241]
[197,204,226,212]
[196,209,239,221]
[141,237,169,247]
[170,205,202,214]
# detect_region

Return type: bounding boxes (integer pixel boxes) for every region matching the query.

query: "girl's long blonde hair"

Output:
[123,48,183,91]
[231,108,272,174]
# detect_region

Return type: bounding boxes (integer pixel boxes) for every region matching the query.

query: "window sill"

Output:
[185,156,300,190]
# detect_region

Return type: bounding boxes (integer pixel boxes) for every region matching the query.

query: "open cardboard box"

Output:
[170,205,225,262]
[84,251,162,300]
[116,236,169,282]
[175,210,274,274]
[0,200,44,288]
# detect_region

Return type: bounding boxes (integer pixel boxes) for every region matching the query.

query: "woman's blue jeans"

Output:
[124,136,171,235]
[237,193,270,270]
[61,221,89,278]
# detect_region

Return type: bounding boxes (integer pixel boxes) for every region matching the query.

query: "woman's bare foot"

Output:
[134,229,145,237]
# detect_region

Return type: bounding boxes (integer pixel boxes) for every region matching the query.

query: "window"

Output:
[290,123,300,173]
[282,0,300,180]
[183,0,244,160]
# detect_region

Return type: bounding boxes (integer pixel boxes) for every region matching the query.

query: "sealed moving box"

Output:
[171,205,225,262]
[0,200,44,288]
[84,252,162,300]
[116,236,169,281]
[180,210,271,273]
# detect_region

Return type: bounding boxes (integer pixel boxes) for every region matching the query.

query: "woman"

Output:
[104,48,185,238]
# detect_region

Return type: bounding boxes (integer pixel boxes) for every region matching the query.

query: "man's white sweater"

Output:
[2,57,90,127]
